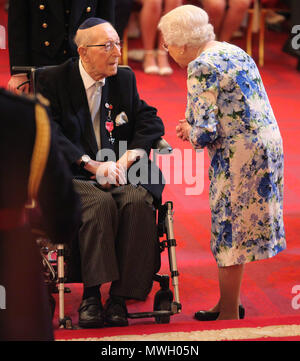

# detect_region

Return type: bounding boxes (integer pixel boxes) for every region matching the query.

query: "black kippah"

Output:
[78,17,108,30]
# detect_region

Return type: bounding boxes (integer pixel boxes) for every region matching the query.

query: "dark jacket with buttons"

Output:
[8,0,115,73]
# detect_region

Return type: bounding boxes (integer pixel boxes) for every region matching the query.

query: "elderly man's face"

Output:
[81,23,121,80]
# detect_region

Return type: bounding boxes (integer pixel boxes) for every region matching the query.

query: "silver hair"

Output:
[158,5,215,47]
[73,30,89,47]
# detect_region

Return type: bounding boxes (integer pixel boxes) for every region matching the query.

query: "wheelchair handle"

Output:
[12,66,37,74]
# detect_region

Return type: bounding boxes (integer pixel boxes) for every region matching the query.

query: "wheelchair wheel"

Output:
[154,289,173,324]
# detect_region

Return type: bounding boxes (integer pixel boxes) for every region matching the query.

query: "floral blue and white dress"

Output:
[186,42,286,267]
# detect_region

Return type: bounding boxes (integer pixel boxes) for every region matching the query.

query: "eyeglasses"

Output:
[85,40,123,52]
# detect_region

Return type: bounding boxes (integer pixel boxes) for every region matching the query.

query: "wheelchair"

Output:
[13,65,182,329]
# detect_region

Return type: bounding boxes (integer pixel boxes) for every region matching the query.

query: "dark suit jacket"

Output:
[8,0,115,73]
[36,58,165,199]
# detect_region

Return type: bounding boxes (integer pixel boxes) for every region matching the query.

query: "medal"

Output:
[105,103,115,144]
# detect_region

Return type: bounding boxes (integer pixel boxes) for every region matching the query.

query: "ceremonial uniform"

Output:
[8,0,115,73]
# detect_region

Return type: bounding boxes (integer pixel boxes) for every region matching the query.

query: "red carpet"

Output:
[1,4,300,341]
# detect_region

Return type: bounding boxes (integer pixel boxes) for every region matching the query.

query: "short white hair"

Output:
[74,29,90,47]
[158,5,215,47]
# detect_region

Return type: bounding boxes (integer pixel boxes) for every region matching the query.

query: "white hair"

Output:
[74,30,90,47]
[158,5,215,47]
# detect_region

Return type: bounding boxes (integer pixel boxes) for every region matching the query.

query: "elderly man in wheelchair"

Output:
[21,17,180,329]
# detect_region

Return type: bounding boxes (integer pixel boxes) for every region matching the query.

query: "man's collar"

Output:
[79,59,105,90]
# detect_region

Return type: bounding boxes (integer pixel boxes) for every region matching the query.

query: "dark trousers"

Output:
[73,180,160,300]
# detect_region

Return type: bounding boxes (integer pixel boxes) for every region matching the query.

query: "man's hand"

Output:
[176,119,191,141]
[78,158,126,188]
[117,149,146,170]
[96,161,127,187]
[7,74,29,94]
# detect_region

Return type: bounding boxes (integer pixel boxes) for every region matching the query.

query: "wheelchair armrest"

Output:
[11,66,36,91]
[152,138,173,154]
[12,65,59,94]
[12,66,37,74]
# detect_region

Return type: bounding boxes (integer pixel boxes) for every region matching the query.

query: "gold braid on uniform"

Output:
[26,99,51,209]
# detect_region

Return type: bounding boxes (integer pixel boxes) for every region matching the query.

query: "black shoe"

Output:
[78,296,104,328]
[104,296,128,327]
[194,305,245,321]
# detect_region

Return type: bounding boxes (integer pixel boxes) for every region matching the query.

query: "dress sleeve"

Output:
[186,60,219,149]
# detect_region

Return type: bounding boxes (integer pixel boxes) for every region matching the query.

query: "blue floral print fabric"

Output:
[186,42,286,267]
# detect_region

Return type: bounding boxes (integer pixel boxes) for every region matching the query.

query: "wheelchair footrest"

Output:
[127,310,173,319]
[171,301,182,314]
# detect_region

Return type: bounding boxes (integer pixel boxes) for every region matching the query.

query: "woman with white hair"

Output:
[158,5,286,321]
